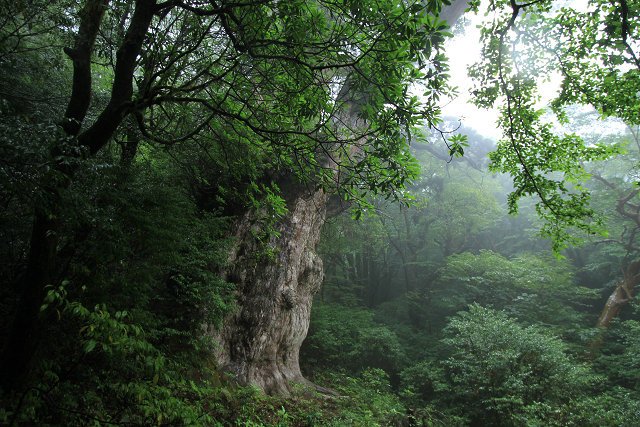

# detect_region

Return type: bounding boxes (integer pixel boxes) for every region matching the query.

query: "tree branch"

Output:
[62,0,110,136]
[78,0,159,155]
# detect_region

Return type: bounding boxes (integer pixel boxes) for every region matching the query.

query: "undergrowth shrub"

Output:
[1,158,235,426]
[301,304,405,376]
[441,304,596,426]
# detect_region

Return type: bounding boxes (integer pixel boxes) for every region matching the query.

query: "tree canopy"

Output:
[2,0,640,425]
[469,0,638,251]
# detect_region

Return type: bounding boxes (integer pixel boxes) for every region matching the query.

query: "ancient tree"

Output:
[207,2,472,394]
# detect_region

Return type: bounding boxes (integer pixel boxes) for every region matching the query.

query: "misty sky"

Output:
[441,7,564,141]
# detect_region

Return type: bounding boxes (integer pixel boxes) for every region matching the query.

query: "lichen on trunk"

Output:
[208,185,336,395]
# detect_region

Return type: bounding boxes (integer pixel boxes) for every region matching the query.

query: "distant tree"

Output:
[318,133,503,316]
[435,250,597,329]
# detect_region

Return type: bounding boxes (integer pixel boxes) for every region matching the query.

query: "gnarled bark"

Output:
[209,184,336,395]
[209,79,366,395]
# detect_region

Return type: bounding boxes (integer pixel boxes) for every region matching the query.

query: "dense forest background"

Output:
[1,0,640,425]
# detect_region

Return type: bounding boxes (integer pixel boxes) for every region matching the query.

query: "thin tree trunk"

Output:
[0,214,59,390]
[584,260,640,361]
[0,0,110,391]
[403,209,419,293]
[0,0,158,392]
[390,237,414,292]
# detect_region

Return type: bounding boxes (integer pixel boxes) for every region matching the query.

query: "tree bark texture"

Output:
[583,176,640,360]
[209,186,334,395]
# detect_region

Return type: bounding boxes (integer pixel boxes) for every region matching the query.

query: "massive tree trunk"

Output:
[209,79,360,395]
[210,185,337,395]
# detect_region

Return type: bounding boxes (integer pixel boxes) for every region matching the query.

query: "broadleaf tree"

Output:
[468,0,636,252]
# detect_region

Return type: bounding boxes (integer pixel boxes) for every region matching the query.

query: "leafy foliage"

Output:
[301,304,405,376]
[0,0,461,421]
[1,152,236,425]
[468,0,636,252]
[435,250,597,328]
[441,304,595,426]
[3,0,640,424]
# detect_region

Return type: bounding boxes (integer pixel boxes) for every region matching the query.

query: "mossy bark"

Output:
[209,186,333,395]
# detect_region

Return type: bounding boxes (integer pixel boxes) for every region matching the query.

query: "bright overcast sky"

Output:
[439,7,565,141]
[440,16,502,140]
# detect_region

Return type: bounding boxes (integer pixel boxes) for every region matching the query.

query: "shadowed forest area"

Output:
[1,0,639,425]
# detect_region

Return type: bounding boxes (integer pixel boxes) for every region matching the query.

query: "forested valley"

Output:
[1,0,639,425]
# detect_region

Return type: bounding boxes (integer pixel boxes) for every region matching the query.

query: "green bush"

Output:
[596,319,640,391]
[1,156,235,426]
[441,304,596,427]
[302,304,405,376]
[398,360,448,408]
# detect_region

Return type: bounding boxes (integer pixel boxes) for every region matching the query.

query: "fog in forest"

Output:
[1,0,639,425]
